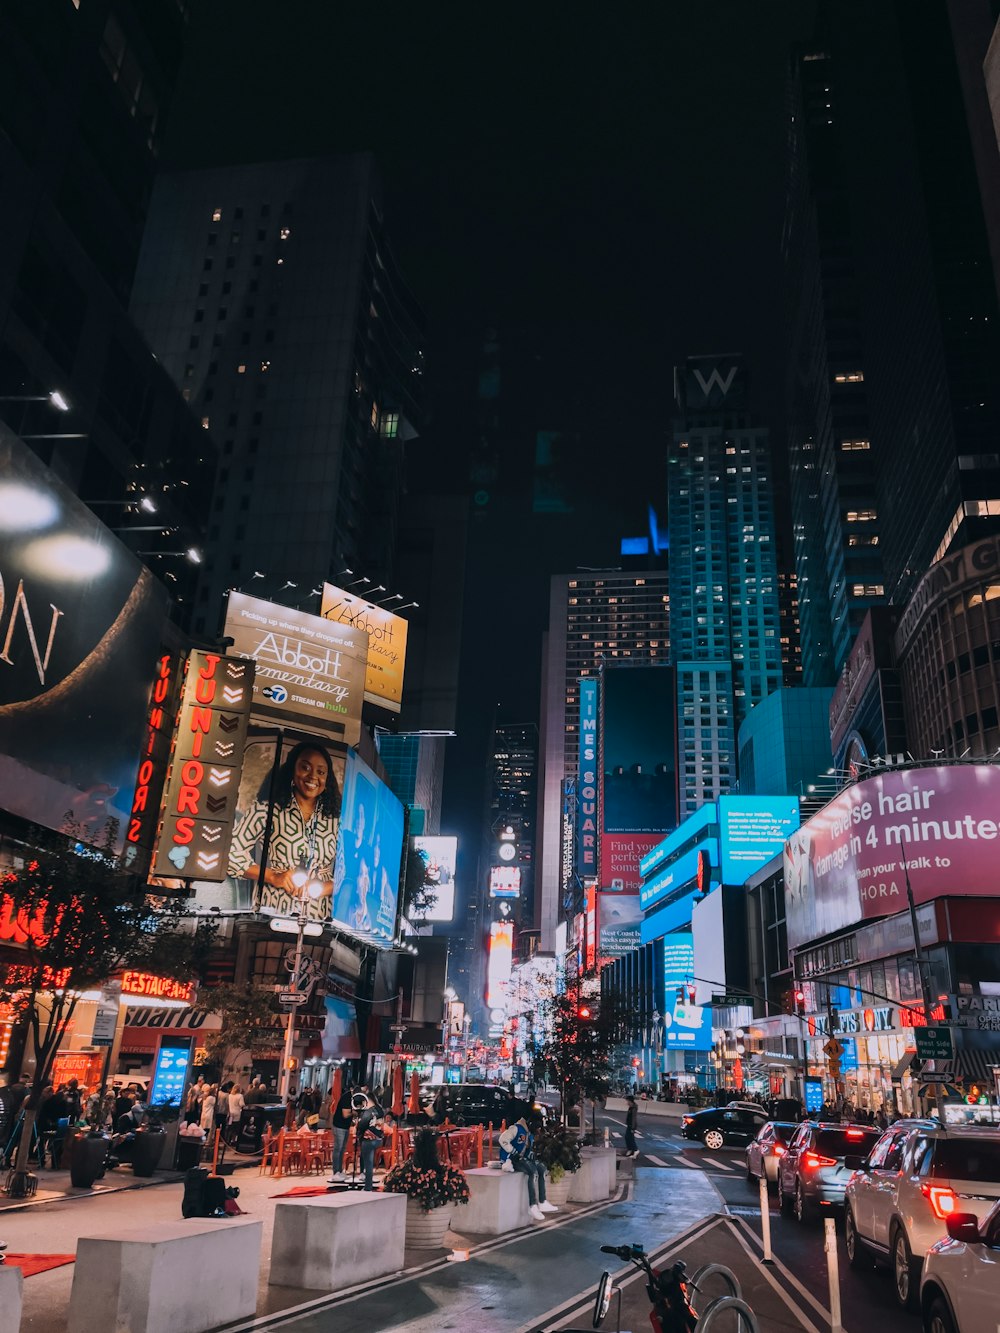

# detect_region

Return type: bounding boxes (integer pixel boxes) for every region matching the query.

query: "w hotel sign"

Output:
[677,354,746,412]
[153,652,254,881]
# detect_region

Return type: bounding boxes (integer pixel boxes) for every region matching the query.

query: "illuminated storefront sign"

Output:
[576,678,598,883]
[153,652,254,881]
[122,651,182,877]
[120,971,196,1004]
[320,582,408,713]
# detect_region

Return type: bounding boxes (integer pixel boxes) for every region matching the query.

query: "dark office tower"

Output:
[820,2,1000,607]
[668,355,783,819]
[0,2,211,617]
[130,155,426,635]
[784,38,886,686]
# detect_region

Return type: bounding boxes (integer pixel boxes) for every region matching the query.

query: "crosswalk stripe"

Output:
[611,1131,621,1140]
[645,1154,669,1167]
[710,1159,735,1172]
[672,1155,697,1169]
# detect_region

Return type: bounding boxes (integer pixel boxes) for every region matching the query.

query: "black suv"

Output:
[438,1084,540,1128]
[681,1105,769,1150]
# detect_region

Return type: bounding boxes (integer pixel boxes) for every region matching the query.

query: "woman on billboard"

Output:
[228,740,341,919]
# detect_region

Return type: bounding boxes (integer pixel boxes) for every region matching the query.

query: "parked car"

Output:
[435,1084,542,1128]
[920,1198,1000,1333]
[681,1105,769,1150]
[777,1121,881,1224]
[745,1121,798,1185]
[844,1121,1000,1310]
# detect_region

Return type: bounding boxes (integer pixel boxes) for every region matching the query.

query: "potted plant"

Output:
[382,1128,470,1249]
[69,1128,110,1189]
[534,1125,581,1206]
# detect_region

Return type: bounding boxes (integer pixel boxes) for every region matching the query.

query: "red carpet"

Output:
[4,1254,76,1277]
[270,1186,335,1199]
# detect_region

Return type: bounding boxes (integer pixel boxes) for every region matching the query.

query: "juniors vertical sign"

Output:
[153,653,254,881]
[576,678,599,885]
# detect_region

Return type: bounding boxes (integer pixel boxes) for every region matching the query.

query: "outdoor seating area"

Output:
[259,1120,489,1179]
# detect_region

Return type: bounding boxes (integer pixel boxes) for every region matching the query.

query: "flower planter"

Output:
[544,1171,574,1207]
[131,1129,167,1177]
[405,1197,452,1249]
[70,1134,109,1189]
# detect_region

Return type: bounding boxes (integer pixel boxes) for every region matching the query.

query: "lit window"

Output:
[846,509,877,522]
[260,360,270,373]
[380,412,399,439]
[237,364,246,374]
[201,416,210,429]
[280,228,291,240]
[371,402,379,429]
[834,372,864,383]
[212,208,222,222]
[840,439,870,451]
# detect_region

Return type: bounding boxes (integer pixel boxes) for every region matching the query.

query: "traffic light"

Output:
[794,989,805,1015]
[686,984,696,1004]
[577,1005,592,1020]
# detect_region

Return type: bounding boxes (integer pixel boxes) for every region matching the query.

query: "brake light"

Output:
[846,1130,866,1139]
[771,1145,786,1157]
[802,1152,836,1169]
[921,1184,958,1220]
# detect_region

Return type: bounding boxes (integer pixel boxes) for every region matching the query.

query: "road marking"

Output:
[728,1215,834,1333]
[645,1154,670,1167]
[709,1158,734,1172]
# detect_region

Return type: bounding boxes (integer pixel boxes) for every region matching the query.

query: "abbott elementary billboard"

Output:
[784,765,1000,950]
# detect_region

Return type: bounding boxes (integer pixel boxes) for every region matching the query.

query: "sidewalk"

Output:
[6,1162,835,1332]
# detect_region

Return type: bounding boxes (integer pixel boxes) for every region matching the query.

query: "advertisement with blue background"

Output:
[332,750,404,946]
[662,932,712,1050]
[718,795,799,885]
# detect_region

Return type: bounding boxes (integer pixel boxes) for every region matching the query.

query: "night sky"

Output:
[165,1,816,432]
[165,1,818,873]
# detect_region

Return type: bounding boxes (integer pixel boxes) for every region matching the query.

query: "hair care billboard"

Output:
[0,432,169,849]
[785,764,1000,951]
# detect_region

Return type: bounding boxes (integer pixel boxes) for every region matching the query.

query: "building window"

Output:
[212,208,222,222]
[200,416,210,429]
[840,439,871,451]
[846,509,877,522]
[833,372,864,383]
[237,363,246,374]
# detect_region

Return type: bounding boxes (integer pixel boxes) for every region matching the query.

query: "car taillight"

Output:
[921,1184,959,1220]
[802,1152,836,1170]
[846,1130,866,1140]
[771,1144,786,1157]
[682,1116,694,1126]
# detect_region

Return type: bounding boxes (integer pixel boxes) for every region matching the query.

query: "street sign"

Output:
[712,994,752,1007]
[278,991,308,1007]
[915,1026,954,1060]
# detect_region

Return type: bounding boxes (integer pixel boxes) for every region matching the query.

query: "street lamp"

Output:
[277,872,326,1103]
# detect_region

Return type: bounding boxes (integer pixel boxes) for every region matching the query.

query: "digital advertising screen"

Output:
[718,795,799,885]
[410,836,457,922]
[332,749,404,946]
[662,932,712,1051]
[0,431,169,850]
[148,1037,192,1109]
[320,582,408,713]
[489,865,521,898]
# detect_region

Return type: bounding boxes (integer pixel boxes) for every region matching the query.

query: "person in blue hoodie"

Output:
[498,1116,558,1221]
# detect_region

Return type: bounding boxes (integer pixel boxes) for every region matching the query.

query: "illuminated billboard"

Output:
[411,836,457,922]
[784,764,1000,951]
[718,796,799,885]
[576,678,598,882]
[0,432,169,849]
[641,840,718,910]
[153,652,254,881]
[601,666,677,890]
[486,921,514,1008]
[489,865,521,898]
[332,750,404,947]
[225,592,368,746]
[320,582,408,713]
[599,890,642,960]
[662,932,712,1050]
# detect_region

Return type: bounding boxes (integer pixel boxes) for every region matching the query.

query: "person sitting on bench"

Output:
[498,1116,558,1222]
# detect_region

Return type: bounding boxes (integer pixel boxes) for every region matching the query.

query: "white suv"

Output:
[844,1121,1000,1310]
[921,1199,1000,1333]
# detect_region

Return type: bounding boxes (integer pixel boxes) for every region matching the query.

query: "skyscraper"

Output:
[536,570,670,951]
[130,154,426,636]
[668,355,783,819]
[784,37,886,685]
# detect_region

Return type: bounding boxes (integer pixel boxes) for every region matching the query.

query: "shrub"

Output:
[382,1128,470,1213]
[533,1125,582,1176]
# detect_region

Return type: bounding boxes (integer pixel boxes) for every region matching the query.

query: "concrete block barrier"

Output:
[463,1166,532,1234]
[68,1218,262,1333]
[270,1191,406,1290]
[569,1147,616,1202]
[0,1263,23,1333]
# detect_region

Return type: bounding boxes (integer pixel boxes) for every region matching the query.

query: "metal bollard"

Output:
[824,1216,843,1333]
[758,1172,774,1264]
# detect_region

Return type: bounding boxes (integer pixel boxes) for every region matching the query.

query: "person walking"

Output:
[624,1094,639,1158]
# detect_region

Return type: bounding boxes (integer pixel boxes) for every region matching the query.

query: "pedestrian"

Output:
[199,1085,217,1135]
[356,1096,385,1191]
[228,1083,246,1143]
[624,1094,639,1158]
[326,1081,356,1183]
[499,1116,557,1221]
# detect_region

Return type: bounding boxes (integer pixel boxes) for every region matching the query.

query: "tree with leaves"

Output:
[197,981,282,1082]
[528,989,614,1128]
[0,823,216,1197]
[402,841,439,922]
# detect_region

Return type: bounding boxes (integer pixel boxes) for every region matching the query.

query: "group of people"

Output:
[182,1076,277,1144]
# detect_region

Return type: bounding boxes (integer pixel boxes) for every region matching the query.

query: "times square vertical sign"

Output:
[576,677,599,891]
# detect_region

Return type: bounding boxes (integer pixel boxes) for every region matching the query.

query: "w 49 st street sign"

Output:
[915,1026,954,1060]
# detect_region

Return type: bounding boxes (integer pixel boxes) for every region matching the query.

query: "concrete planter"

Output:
[131,1130,167,1178]
[544,1171,574,1207]
[405,1198,452,1249]
[70,1135,109,1190]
